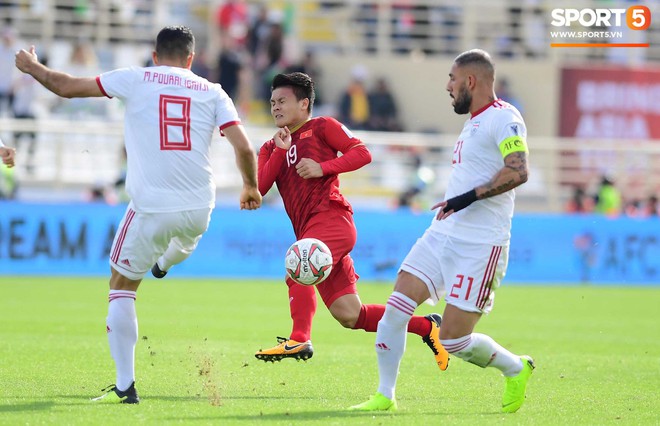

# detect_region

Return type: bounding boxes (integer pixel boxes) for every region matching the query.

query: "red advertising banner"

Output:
[559,66,660,139]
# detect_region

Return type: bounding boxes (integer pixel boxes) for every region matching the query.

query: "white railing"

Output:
[3,117,660,213]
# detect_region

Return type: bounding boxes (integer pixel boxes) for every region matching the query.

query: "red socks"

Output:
[287,280,317,342]
[354,304,431,336]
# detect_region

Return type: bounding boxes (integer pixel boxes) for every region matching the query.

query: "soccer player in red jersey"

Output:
[254,72,449,370]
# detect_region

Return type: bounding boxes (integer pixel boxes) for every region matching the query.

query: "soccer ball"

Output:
[284,238,333,286]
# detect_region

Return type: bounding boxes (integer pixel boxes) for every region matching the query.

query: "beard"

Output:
[452,85,472,115]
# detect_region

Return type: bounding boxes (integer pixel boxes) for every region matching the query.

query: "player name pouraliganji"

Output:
[143,71,209,91]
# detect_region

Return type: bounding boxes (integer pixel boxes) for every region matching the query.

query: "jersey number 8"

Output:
[159,94,192,151]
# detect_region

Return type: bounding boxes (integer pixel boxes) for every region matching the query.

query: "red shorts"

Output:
[289,202,359,307]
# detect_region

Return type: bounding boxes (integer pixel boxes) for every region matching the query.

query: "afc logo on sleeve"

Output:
[506,123,526,138]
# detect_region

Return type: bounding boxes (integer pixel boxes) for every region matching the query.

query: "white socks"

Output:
[375,292,418,400]
[107,290,138,391]
[441,333,523,376]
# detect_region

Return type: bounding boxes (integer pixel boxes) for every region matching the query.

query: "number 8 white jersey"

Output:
[97,66,240,212]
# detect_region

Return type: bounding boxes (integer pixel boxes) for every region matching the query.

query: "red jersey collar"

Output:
[471,99,500,119]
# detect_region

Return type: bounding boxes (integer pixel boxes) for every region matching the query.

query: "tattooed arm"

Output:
[433,151,529,220]
[476,150,529,199]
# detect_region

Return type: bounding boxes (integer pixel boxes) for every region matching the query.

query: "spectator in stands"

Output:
[623,199,642,217]
[190,48,212,81]
[16,25,261,405]
[215,0,248,48]
[257,21,286,102]
[0,25,18,117]
[368,77,402,132]
[338,65,370,130]
[217,36,244,102]
[496,77,523,112]
[565,185,594,213]
[392,151,436,212]
[594,175,622,216]
[644,195,659,217]
[54,42,106,118]
[216,0,249,48]
[246,4,271,60]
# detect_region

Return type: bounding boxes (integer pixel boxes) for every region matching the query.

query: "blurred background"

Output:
[1,0,659,284]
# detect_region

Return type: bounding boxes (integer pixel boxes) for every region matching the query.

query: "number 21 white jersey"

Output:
[97,65,240,212]
[431,100,527,246]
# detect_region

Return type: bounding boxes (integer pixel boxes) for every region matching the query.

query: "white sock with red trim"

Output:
[107,290,138,391]
[375,291,417,400]
[441,333,523,376]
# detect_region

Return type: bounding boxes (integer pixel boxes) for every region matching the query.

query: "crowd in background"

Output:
[1,1,659,215]
[566,176,659,218]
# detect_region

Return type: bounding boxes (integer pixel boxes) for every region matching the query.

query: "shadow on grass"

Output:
[0,401,55,412]
[165,409,404,422]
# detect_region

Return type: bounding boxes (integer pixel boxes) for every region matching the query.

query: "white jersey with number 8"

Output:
[97,65,240,213]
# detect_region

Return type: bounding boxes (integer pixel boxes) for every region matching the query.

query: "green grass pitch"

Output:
[1,277,659,425]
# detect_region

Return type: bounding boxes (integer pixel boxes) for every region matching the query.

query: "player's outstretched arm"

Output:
[477,151,529,199]
[223,124,262,210]
[433,151,529,220]
[15,46,103,98]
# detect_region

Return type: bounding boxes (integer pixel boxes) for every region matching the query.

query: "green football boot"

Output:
[348,392,397,411]
[502,356,535,413]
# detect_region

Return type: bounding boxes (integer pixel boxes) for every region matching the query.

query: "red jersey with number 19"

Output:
[97,65,240,213]
[258,117,371,237]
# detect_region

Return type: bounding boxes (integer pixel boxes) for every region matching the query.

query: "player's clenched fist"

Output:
[240,186,262,210]
[15,45,39,73]
[273,126,292,151]
[295,158,323,179]
[0,147,16,168]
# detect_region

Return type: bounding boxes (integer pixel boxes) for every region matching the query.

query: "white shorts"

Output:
[109,202,212,280]
[399,229,509,314]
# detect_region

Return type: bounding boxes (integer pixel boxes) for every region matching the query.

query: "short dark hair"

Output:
[454,49,495,77]
[156,26,195,60]
[271,72,315,112]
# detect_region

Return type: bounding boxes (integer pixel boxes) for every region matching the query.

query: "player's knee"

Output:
[330,308,359,328]
[337,317,356,328]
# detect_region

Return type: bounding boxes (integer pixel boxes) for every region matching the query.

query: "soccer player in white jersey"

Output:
[350,49,534,413]
[15,26,262,404]
[0,137,16,168]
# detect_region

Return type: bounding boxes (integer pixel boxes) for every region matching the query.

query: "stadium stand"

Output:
[1,0,659,214]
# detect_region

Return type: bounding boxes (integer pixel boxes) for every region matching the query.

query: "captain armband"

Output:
[498,136,528,158]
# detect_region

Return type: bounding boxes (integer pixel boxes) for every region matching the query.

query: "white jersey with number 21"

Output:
[97,66,240,213]
[431,100,528,246]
